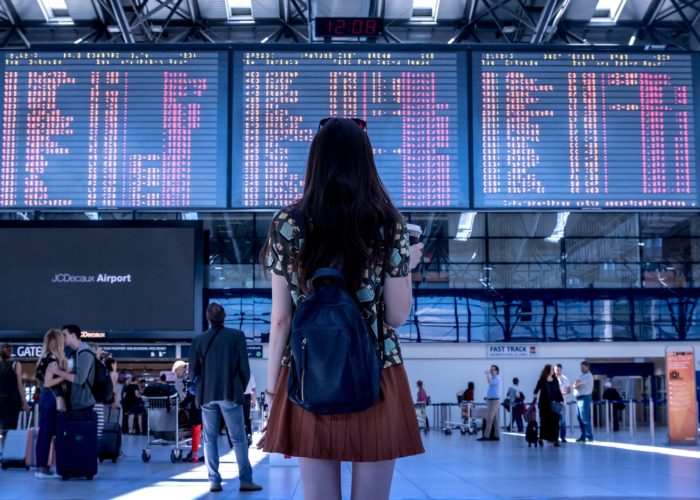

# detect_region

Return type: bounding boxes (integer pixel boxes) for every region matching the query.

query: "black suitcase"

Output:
[99,422,122,463]
[525,421,539,447]
[56,410,99,480]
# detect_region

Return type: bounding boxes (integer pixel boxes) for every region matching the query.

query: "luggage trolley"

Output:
[141,394,189,463]
[432,403,456,435]
[443,402,479,435]
[414,403,429,434]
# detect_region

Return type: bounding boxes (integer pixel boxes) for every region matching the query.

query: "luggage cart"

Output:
[432,403,456,435]
[141,394,189,463]
[414,403,429,434]
[444,402,480,435]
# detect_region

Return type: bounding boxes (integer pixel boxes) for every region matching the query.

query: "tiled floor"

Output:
[1,429,699,499]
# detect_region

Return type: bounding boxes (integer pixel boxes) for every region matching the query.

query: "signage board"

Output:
[666,347,698,445]
[487,344,538,358]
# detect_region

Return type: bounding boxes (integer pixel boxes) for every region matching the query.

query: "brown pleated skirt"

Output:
[263,363,425,462]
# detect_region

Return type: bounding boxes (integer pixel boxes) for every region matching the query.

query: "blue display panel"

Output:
[232,49,469,209]
[0,50,228,209]
[473,51,700,209]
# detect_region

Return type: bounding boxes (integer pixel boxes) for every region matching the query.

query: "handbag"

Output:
[190,326,224,405]
[550,401,563,414]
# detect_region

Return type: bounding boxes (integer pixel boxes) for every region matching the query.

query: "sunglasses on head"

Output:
[318,117,367,131]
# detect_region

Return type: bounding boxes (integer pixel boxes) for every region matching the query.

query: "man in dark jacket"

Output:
[189,303,262,494]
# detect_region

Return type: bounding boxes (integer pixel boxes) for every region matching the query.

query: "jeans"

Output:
[36,389,58,469]
[201,400,253,486]
[511,403,524,432]
[576,395,593,440]
[559,402,567,440]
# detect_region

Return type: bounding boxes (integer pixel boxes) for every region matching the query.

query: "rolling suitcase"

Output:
[24,427,40,468]
[99,408,122,463]
[1,410,32,470]
[55,410,98,480]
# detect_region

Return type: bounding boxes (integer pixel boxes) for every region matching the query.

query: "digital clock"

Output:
[315,17,384,37]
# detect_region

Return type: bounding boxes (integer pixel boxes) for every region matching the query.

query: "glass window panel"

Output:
[565,213,638,237]
[414,296,458,342]
[488,238,561,263]
[640,213,691,237]
[487,213,558,238]
[210,296,271,341]
[489,264,562,288]
[566,238,640,263]
[447,263,485,289]
[566,263,640,288]
[448,238,485,263]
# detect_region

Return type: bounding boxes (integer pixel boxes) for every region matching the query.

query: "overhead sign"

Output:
[180,343,263,360]
[487,344,538,358]
[666,348,698,445]
[104,345,176,360]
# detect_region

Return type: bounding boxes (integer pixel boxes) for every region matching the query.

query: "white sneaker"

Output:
[35,471,60,479]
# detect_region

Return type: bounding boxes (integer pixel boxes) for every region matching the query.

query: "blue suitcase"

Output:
[55,410,98,480]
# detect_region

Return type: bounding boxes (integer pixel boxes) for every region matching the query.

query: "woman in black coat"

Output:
[533,364,564,447]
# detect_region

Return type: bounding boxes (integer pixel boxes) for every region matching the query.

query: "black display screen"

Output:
[0,50,228,209]
[473,51,700,209]
[0,222,203,340]
[232,49,470,209]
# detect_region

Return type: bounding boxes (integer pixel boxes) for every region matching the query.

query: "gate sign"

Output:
[487,344,538,358]
[12,344,43,358]
[666,348,698,445]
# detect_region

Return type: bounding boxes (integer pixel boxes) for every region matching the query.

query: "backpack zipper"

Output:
[300,337,307,402]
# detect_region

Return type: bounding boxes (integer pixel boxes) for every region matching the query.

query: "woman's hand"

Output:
[409,242,423,270]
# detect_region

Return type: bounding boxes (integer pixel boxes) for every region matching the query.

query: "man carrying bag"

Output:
[188,303,262,494]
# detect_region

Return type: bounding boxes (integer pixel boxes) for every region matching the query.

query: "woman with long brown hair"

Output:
[34,328,68,478]
[533,363,564,447]
[259,117,424,499]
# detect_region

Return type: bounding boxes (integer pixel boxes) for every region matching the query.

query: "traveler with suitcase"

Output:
[0,343,30,447]
[34,328,69,479]
[52,325,100,480]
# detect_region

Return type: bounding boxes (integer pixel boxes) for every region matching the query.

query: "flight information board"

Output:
[0,50,228,209]
[232,49,469,209]
[473,51,700,209]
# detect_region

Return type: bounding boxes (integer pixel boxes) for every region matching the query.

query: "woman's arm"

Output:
[266,274,293,401]
[383,243,423,328]
[44,361,65,389]
[14,361,29,411]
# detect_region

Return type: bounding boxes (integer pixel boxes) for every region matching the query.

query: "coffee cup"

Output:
[406,223,423,245]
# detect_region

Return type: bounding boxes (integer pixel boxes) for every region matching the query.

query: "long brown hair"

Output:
[291,118,401,292]
[38,328,67,370]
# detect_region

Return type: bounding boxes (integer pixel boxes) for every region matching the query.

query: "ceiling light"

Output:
[229,0,253,18]
[411,0,438,21]
[38,0,73,22]
[592,0,628,23]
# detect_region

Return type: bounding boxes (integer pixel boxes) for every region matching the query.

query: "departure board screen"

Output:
[232,49,469,209]
[0,50,228,209]
[473,51,700,209]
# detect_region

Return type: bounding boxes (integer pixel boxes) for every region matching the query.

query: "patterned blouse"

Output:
[265,205,411,368]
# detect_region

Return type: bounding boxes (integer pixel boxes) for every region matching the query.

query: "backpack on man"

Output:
[81,350,114,405]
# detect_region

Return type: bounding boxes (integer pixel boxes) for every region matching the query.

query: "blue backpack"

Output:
[287,268,383,414]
